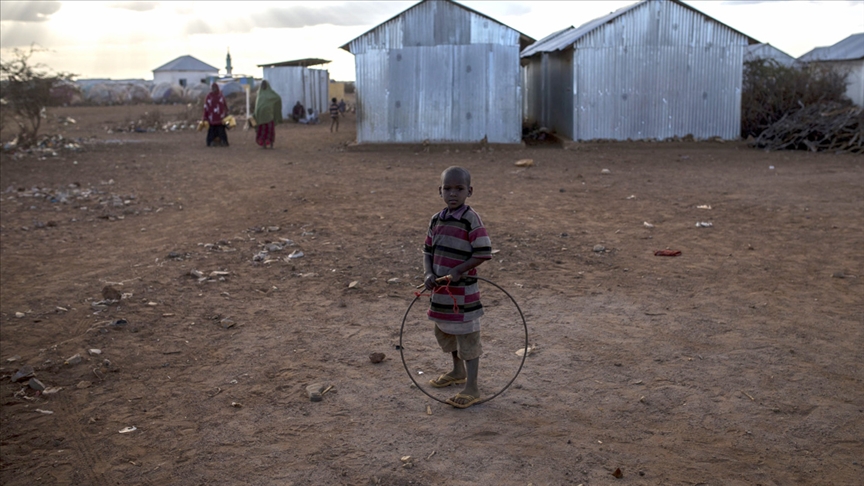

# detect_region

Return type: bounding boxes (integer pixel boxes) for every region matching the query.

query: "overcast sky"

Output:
[1,1,862,82]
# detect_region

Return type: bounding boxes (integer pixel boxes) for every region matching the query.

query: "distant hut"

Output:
[258,59,330,120]
[521,0,758,141]
[153,55,219,89]
[744,43,795,67]
[798,33,864,107]
[341,0,534,144]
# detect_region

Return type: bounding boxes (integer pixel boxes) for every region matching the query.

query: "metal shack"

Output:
[258,58,331,120]
[341,0,534,144]
[521,0,757,141]
[798,33,864,107]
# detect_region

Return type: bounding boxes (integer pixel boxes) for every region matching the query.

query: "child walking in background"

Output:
[329,97,340,132]
[423,166,492,409]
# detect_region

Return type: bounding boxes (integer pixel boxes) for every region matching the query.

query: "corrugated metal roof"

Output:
[745,43,795,66]
[257,58,331,68]
[152,55,219,72]
[798,33,864,62]
[341,0,534,52]
[521,0,758,58]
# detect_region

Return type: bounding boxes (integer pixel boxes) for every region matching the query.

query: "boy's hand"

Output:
[446,270,462,283]
[424,273,438,290]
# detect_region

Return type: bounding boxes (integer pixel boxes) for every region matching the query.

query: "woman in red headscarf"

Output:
[202,83,230,147]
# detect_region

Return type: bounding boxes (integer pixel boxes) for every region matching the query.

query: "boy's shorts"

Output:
[434,325,482,361]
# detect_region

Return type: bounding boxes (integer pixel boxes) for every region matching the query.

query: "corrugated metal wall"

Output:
[349,0,522,143]
[263,66,329,118]
[572,1,746,140]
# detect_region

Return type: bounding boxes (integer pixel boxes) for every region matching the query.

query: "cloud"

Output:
[108,2,158,12]
[0,24,52,48]
[0,1,61,22]
[181,2,411,36]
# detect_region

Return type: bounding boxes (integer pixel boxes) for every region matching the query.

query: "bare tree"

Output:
[0,45,74,148]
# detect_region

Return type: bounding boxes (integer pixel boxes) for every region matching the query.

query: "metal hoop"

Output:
[399,276,529,406]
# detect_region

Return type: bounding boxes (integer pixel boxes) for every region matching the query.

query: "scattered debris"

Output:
[348,281,360,289]
[15,312,26,318]
[697,204,712,209]
[369,352,386,364]
[287,250,305,260]
[101,286,122,301]
[695,222,713,228]
[593,245,606,253]
[76,381,92,389]
[643,222,655,228]
[12,365,35,382]
[515,344,535,357]
[231,401,242,408]
[28,378,46,391]
[65,354,83,366]
[601,169,612,174]
[35,409,54,415]
[514,159,534,167]
[306,383,327,402]
[612,467,623,478]
[654,249,682,257]
[119,426,137,434]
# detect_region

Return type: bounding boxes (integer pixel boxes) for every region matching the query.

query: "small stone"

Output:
[76,380,92,389]
[369,352,386,364]
[220,318,236,329]
[15,312,25,318]
[28,378,46,391]
[190,269,204,278]
[831,272,846,279]
[110,319,128,327]
[593,245,606,253]
[12,365,35,382]
[231,401,242,408]
[401,455,412,463]
[387,278,400,284]
[288,250,304,259]
[348,281,359,289]
[601,168,612,174]
[88,349,102,356]
[6,355,21,363]
[306,383,326,402]
[65,354,83,366]
[101,286,122,301]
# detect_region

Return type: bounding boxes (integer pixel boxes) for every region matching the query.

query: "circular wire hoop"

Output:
[399,276,529,406]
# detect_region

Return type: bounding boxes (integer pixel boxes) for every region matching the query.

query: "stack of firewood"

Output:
[752,102,863,154]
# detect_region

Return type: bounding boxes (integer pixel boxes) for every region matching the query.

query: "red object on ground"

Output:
[654,249,682,257]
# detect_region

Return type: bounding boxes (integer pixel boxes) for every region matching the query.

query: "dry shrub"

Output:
[742,59,849,138]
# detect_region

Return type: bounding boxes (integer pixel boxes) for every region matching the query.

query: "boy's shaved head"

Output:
[441,166,471,186]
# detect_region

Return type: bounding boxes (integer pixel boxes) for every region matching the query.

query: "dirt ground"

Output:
[1,103,862,486]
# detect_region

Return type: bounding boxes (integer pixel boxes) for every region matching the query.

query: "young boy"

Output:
[329,97,340,132]
[423,166,492,409]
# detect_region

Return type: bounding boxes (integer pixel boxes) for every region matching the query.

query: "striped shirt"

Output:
[329,102,339,118]
[424,205,492,325]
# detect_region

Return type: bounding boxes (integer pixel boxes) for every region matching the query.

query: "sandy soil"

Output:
[1,104,862,486]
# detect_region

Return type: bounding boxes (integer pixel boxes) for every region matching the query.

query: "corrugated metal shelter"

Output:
[341,0,534,144]
[521,0,757,141]
[745,43,795,67]
[798,33,864,107]
[258,59,331,119]
[152,56,219,88]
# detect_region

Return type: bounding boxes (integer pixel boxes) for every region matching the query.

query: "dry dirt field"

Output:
[1,104,862,486]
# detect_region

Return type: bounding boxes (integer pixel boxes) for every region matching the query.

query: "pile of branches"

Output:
[752,102,863,154]
[741,59,848,138]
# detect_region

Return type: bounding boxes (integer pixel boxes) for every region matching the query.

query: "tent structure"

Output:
[341,0,534,144]
[258,59,330,119]
[521,0,758,141]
